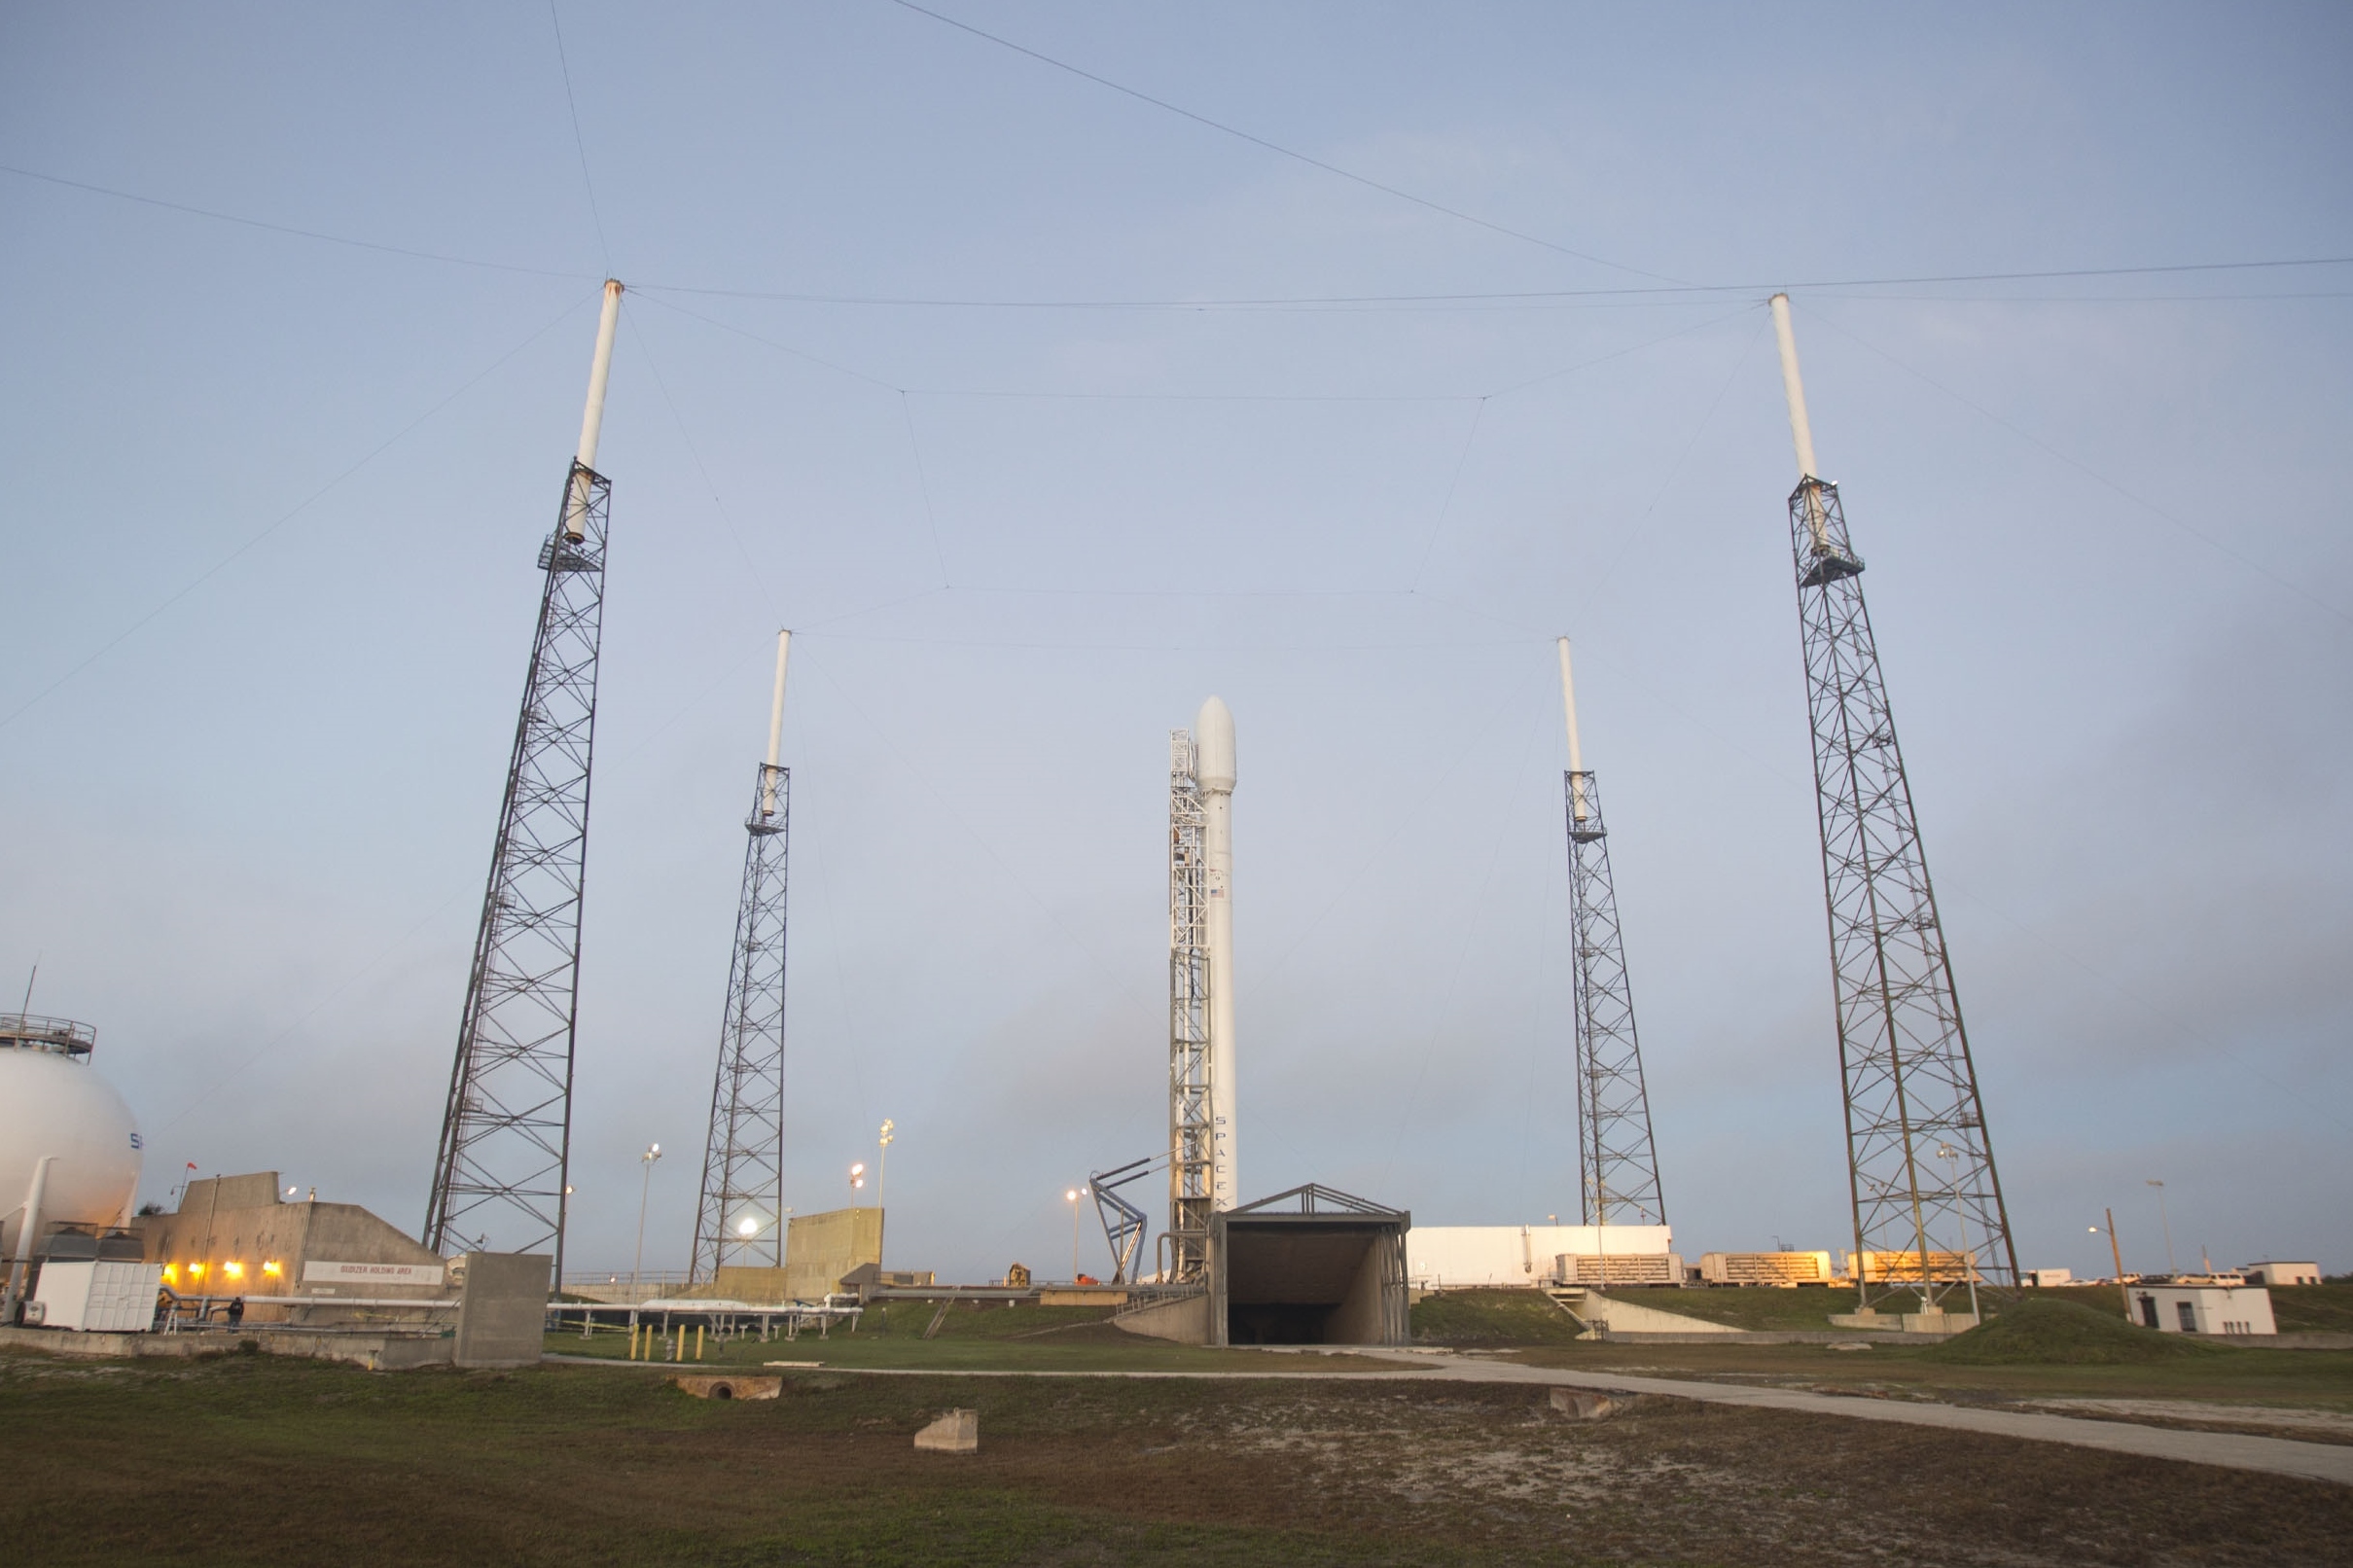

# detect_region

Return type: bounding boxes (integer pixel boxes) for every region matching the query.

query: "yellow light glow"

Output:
[188,1263,206,1279]
[161,1264,179,1282]
[223,1261,244,1280]
[262,1261,282,1277]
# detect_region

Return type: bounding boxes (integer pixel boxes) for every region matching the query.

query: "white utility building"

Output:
[2132,1283,2276,1336]
[1408,1225,1678,1289]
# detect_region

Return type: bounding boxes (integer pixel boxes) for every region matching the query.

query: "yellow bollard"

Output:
[695,1326,705,1361]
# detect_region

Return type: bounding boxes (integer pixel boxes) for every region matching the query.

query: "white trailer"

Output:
[32,1260,164,1332]
[1699,1250,1836,1286]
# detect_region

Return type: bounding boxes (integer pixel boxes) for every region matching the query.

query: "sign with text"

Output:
[302,1260,445,1287]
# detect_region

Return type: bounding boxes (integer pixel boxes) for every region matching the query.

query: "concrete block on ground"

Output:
[1549,1388,1625,1420]
[452,1251,551,1368]
[674,1374,782,1401]
[914,1408,979,1452]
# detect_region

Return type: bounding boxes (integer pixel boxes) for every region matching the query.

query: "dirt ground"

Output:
[6,1347,2350,1566]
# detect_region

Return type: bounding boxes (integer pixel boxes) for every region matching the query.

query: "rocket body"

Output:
[1194,696,1239,1211]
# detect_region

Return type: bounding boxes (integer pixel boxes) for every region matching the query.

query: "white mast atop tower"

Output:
[563,279,624,541]
[1556,637,1587,823]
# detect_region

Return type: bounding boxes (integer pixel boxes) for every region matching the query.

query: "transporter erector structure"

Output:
[1165,696,1238,1282]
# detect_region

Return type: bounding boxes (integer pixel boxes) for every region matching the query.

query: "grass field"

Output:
[1408,1288,1586,1344]
[1507,1336,2353,1419]
[1455,1281,2353,1336]
[10,1343,2353,1566]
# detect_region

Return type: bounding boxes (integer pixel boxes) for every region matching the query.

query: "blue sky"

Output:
[3,3,2348,1284]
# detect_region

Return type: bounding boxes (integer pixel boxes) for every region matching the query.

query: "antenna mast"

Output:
[1770,293,2016,1314]
[424,280,623,1284]
[690,630,795,1283]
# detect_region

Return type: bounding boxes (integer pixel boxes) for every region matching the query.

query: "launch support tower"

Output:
[689,631,795,1282]
[424,280,624,1281]
[1769,293,2017,1312]
[1555,639,1667,1229]
[1165,697,1237,1281]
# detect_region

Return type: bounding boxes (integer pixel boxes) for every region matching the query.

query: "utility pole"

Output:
[2101,1208,2128,1319]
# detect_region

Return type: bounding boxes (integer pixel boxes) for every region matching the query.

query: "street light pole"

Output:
[1936,1144,1979,1323]
[2146,1180,2176,1275]
[877,1121,895,1269]
[1065,1189,1082,1282]
[632,1143,662,1301]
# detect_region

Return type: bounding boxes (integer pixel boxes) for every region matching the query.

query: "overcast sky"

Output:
[4,3,2347,1286]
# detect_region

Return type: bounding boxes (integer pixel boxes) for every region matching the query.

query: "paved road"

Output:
[557,1350,2353,1486]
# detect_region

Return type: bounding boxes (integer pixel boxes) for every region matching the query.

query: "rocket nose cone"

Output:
[1194,695,1235,791]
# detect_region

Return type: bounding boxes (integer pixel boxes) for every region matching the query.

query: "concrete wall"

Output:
[1114,1292,1210,1345]
[783,1207,881,1301]
[132,1170,447,1322]
[1324,1233,1393,1345]
[453,1251,551,1367]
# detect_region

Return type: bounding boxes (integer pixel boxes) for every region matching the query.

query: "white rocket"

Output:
[1194,695,1239,1210]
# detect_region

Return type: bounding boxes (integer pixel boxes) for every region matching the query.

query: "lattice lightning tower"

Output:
[1165,729,1214,1282]
[425,280,624,1281]
[690,631,795,1283]
[1555,639,1667,1228]
[1770,294,2017,1312]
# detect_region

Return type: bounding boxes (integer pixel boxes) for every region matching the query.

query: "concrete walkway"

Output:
[553,1351,2353,1487]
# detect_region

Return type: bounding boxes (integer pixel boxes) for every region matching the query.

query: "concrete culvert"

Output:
[674,1375,782,1401]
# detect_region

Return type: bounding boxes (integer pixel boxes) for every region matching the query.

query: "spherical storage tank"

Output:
[0,1016,142,1244]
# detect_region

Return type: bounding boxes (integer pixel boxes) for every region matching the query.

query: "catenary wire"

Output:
[547,0,616,274]
[0,287,602,734]
[880,0,1681,284]
[12,161,2349,310]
